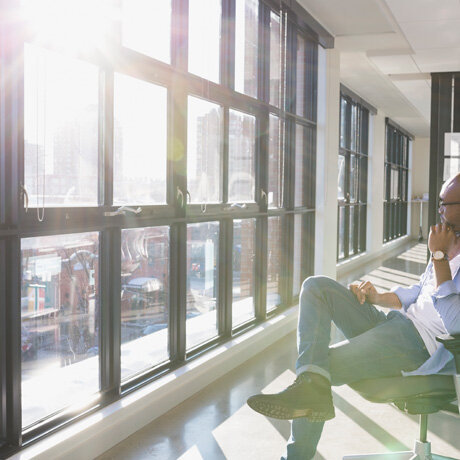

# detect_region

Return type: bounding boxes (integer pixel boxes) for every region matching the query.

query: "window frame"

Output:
[384,120,411,243]
[337,92,369,262]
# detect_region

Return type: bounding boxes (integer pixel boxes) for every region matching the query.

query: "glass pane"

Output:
[338,155,345,201]
[229,109,256,202]
[121,0,171,63]
[296,34,305,117]
[235,0,258,98]
[268,114,284,208]
[120,227,169,381]
[443,157,460,181]
[293,214,302,296]
[114,74,167,205]
[350,104,357,151]
[338,207,345,259]
[187,97,223,203]
[188,0,221,83]
[349,206,355,255]
[21,232,99,428]
[340,97,347,148]
[187,222,219,349]
[350,154,358,202]
[24,44,98,207]
[269,11,281,107]
[391,169,399,200]
[267,216,282,311]
[294,124,305,207]
[232,219,256,327]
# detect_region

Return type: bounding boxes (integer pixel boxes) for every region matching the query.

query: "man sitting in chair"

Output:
[247,173,460,460]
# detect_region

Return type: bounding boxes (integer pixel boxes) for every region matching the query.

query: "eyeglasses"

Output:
[438,200,460,210]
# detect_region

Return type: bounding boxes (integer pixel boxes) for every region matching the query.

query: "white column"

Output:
[315,47,340,278]
[367,111,386,255]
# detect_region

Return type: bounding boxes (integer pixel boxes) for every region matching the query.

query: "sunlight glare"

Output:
[21,0,113,53]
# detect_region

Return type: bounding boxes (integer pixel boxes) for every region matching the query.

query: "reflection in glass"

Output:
[293,214,302,296]
[121,0,171,63]
[296,35,305,117]
[187,222,219,349]
[188,97,223,203]
[444,133,460,180]
[338,207,345,259]
[24,44,98,207]
[235,0,258,98]
[233,219,256,327]
[21,233,99,428]
[120,227,169,381]
[114,74,167,205]
[294,124,304,207]
[350,154,358,202]
[188,0,221,82]
[350,104,357,151]
[229,110,256,202]
[391,168,399,199]
[269,11,281,107]
[349,206,355,255]
[338,155,345,200]
[268,114,283,208]
[267,216,282,311]
[340,97,347,148]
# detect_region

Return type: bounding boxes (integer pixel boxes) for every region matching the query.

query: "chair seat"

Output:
[349,375,456,414]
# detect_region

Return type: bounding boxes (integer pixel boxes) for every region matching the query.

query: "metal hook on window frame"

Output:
[260,189,268,206]
[20,183,29,213]
[176,186,185,208]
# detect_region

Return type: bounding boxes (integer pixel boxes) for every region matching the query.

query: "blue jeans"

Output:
[282,276,430,460]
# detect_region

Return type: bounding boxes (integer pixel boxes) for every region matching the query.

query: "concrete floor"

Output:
[97,242,460,460]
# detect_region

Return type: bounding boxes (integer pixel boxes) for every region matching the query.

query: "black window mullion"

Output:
[99,228,121,400]
[102,69,113,207]
[255,216,267,321]
[220,219,232,337]
[222,0,236,90]
[5,237,21,447]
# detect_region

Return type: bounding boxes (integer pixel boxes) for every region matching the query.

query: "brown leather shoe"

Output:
[246,372,335,421]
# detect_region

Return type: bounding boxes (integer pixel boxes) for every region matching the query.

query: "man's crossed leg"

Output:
[247,276,430,459]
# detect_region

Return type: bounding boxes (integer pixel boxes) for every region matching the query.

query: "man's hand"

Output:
[428,222,459,259]
[349,281,379,305]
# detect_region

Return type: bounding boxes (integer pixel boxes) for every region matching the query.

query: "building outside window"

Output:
[337,90,370,262]
[384,120,411,242]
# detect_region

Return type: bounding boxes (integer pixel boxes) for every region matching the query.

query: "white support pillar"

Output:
[315,46,340,278]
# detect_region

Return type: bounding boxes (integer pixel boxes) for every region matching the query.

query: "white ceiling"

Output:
[298,0,460,138]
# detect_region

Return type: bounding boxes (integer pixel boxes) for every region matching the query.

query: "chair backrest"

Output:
[349,374,457,414]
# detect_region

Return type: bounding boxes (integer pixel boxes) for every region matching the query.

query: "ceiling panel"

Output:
[390,79,431,120]
[400,19,460,51]
[412,48,460,72]
[385,0,460,23]
[298,0,395,36]
[367,54,419,75]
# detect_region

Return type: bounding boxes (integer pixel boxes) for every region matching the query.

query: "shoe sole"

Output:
[247,397,335,422]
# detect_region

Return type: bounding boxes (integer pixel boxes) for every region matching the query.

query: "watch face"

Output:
[433,250,445,260]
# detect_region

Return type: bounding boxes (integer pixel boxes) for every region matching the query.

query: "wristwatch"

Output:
[431,250,449,261]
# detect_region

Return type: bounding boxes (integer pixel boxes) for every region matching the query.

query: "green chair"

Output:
[343,334,460,460]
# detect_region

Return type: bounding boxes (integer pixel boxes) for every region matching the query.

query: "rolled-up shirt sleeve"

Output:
[431,280,460,334]
[391,284,421,310]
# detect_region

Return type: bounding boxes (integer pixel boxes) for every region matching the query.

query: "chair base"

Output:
[343,440,457,460]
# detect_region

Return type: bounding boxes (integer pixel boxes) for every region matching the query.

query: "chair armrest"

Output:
[436,334,460,374]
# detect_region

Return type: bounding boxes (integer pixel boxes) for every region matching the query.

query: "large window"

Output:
[384,121,411,242]
[0,0,323,452]
[337,92,369,262]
